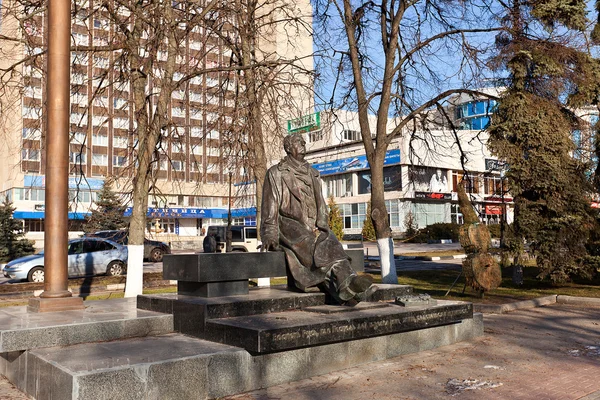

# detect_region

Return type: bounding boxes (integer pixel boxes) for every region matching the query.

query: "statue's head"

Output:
[283,134,306,161]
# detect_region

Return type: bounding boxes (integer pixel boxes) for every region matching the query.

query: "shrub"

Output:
[407,223,461,243]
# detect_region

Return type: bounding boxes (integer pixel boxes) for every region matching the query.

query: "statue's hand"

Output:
[261,238,280,252]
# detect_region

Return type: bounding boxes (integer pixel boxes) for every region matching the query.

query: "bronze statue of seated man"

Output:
[260,134,372,305]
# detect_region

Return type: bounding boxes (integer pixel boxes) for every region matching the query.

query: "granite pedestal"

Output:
[1,250,484,400]
[163,249,365,298]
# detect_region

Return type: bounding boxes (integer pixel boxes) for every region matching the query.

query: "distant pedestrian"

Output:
[203,228,217,253]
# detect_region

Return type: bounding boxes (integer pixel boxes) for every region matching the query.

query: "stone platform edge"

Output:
[473,295,600,314]
[8,314,484,400]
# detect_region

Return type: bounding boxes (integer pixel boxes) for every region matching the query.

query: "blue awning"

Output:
[13,211,90,220]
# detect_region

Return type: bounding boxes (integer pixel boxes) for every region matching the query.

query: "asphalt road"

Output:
[0,243,464,285]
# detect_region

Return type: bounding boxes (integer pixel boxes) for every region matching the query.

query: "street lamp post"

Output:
[28,0,83,312]
[226,170,233,253]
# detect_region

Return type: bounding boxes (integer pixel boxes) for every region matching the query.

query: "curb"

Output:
[413,254,466,261]
[474,295,557,314]
[473,295,600,314]
[0,279,174,300]
[556,295,600,306]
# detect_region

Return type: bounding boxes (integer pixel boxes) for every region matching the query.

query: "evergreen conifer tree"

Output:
[327,196,344,241]
[0,198,35,263]
[361,202,377,241]
[488,0,598,282]
[84,182,128,233]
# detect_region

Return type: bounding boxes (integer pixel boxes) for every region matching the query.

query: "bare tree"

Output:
[314,0,500,283]
[0,0,314,295]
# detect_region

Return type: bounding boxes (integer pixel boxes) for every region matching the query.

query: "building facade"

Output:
[0,0,313,245]
[302,107,514,237]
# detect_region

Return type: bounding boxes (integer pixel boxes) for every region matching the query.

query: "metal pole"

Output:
[29,0,83,311]
[226,171,232,252]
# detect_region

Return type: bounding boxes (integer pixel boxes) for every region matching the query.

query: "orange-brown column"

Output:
[28,0,83,312]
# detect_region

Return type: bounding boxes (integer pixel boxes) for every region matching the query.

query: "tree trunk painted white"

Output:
[256,277,270,287]
[378,237,397,284]
[124,245,144,297]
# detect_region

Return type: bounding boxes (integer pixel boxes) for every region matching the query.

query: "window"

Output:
[308,130,323,143]
[113,98,129,111]
[451,204,464,225]
[343,130,360,141]
[484,175,503,196]
[385,199,401,228]
[70,151,86,164]
[21,188,45,201]
[171,160,184,171]
[22,106,41,119]
[113,155,127,167]
[323,174,352,198]
[190,127,203,137]
[172,141,184,153]
[92,133,108,146]
[114,117,129,129]
[92,154,108,166]
[113,136,129,148]
[341,203,367,229]
[207,130,219,140]
[22,128,42,140]
[452,171,480,194]
[413,202,448,228]
[172,106,185,118]
[21,148,40,161]
[72,131,87,144]
[71,113,86,125]
[23,86,42,99]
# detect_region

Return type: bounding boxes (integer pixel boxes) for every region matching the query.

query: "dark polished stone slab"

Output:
[345,249,365,272]
[163,252,287,282]
[204,301,473,354]
[163,251,367,297]
[137,288,327,336]
[178,280,250,297]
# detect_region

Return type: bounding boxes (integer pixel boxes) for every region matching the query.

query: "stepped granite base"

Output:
[1,286,484,400]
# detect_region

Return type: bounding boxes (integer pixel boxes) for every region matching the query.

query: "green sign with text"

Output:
[287,112,320,133]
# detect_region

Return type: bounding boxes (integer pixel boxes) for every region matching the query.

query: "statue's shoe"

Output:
[349,275,373,294]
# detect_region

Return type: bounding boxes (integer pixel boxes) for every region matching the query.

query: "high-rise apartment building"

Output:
[0,0,313,244]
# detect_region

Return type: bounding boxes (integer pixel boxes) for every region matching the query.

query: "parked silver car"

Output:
[2,237,128,283]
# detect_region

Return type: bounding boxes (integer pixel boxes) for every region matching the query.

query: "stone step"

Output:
[12,313,483,400]
[0,298,173,352]
[137,284,413,337]
[204,300,473,353]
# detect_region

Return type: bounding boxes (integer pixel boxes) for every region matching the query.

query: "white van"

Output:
[208,225,260,252]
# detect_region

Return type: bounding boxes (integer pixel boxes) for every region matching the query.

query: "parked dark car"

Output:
[85,230,171,262]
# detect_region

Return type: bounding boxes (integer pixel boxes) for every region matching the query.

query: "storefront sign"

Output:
[485,205,503,215]
[358,166,402,194]
[409,167,451,193]
[484,196,513,203]
[287,112,320,133]
[415,192,453,200]
[485,159,507,171]
[123,207,257,219]
[312,149,401,176]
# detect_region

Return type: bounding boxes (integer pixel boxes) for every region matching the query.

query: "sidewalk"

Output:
[1,302,599,399]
